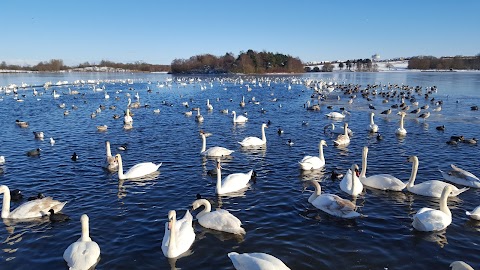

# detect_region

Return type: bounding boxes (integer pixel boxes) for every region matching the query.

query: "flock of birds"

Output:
[0,76,479,270]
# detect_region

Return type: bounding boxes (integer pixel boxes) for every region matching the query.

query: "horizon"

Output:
[1,1,479,66]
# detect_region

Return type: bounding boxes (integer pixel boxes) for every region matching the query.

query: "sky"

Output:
[1,0,479,66]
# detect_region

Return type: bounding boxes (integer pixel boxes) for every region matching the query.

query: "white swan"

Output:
[162,210,195,258]
[63,214,101,270]
[325,111,348,119]
[323,123,353,136]
[228,252,291,270]
[439,164,480,188]
[238,123,268,147]
[396,111,407,136]
[0,185,66,219]
[192,199,245,234]
[359,146,406,191]
[215,159,253,195]
[412,185,453,231]
[104,141,118,172]
[369,112,379,133]
[340,164,363,196]
[232,110,248,123]
[115,154,162,180]
[239,96,246,107]
[200,133,234,157]
[206,99,213,111]
[466,205,480,220]
[406,156,469,198]
[195,108,204,123]
[307,181,361,219]
[299,140,327,170]
[124,108,133,125]
[333,123,350,146]
[450,261,474,270]
[0,156,5,165]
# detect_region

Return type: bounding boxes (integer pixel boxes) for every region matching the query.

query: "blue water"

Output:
[0,71,479,269]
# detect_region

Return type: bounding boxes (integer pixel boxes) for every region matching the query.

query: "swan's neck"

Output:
[201,135,206,153]
[232,112,236,122]
[261,126,266,142]
[106,141,112,157]
[351,168,356,191]
[360,149,367,178]
[197,109,201,116]
[216,165,222,193]
[319,143,325,161]
[81,218,91,241]
[168,218,176,249]
[308,181,321,203]
[439,192,451,217]
[370,114,375,125]
[1,188,11,218]
[117,157,125,180]
[196,199,211,219]
[400,115,405,129]
[407,159,418,188]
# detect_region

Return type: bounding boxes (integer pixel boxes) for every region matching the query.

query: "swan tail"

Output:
[466,211,472,216]
[452,187,469,196]
[155,163,162,170]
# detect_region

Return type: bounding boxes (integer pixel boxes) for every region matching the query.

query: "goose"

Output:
[63,214,101,270]
[396,111,407,136]
[215,159,253,195]
[228,252,291,270]
[359,146,406,191]
[104,141,118,172]
[412,185,453,231]
[195,108,204,123]
[115,153,162,180]
[48,209,70,222]
[439,164,480,188]
[466,206,480,220]
[162,210,195,258]
[238,123,268,147]
[323,123,353,136]
[368,112,379,133]
[232,110,248,123]
[0,185,66,219]
[299,140,327,170]
[192,199,245,234]
[380,108,391,116]
[200,133,234,157]
[206,99,213,111]
[333,123,350,146]
[307,181,361,219]
[406,156,469,198]
[340,164,363,196]
[450,261,474,270]
[418,111,430,121]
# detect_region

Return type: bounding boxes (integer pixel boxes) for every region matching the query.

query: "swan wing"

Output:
[412,209,450,231]
[238,137,264,146]
[220,171,252,194]
[124,162,161,178]
[299,156,323,170]
[63,240,100,270]
[440,169,480,188]
[228,252,291,270]
[198,209,245,234]
[174,211,195,254]
[312,194,360,218]
[202,147,234,157]
[9,198,67,219]
[361,174,406,191]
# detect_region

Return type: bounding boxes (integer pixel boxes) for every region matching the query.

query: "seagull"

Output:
[50,137,55,145]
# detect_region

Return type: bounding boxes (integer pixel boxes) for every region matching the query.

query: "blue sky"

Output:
[1,0,479,66]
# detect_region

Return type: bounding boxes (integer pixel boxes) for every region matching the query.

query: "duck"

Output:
[380,108,392,116]
[331,170,344,180]
[340,164,363,196]
[412,185,453,231]
[71,152,78,161]
[406,156,469,198]
[104,141,119,172]
[436,125,445,131]
[48,209,70,222]
[26,148,41,157]
[307,181,361,219]
[376,133,383,141]
[28,193,45,201]
[192,199,245,234]
[238,123,268,147]
[63,214,101,270]
[450,261,474,270]
[418,111,430,121]
[0,185,66,219]
[277,128,284,135]
[359,146,406,191]
[286,139,294,146]
[231,110,248,123]
[115,153,162,180]
[228,252,291,270]
[200,133,234,157]
[298,140,327,170]
[466,206,480,220]
[439,164,480,188]
[96,125,108,132]
[162,210,195,258]
[33,131,44,139]
[395,111,407,136]
[118,144,128,151]
[368,112,379,133]
[215,159,253,195]
[463,138,477,144]
[10,189,23,202]
[15,119,29,128]
[333,123,350,146]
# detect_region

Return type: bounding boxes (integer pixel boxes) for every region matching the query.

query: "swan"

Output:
[195,108,204,123]
[239,96,246,107]
[412,185,453,231]
[359,146,406,191]
[396,111,407,136]
[0,156,5,165]
[104,141,118,171]
[450,261,474,270]
[0,185,66,219]
[238,123,268,147]
[439,164,480,188]
[369,112,379,133]
[206,99,213,111]
[162,210,195,258]
[215,159,253,195]
[307,181,361,219]
[299,140,327,170]
[192,199,245,234]
[115,154,162,180]
[200,133,234,157]
[340,164,363,196]
[232,110,248,123]
[325,111,348,119]
[63,214,101,270]
[466,206,480,220]
[333,123,350,146]
[323,123,353,136]
[124,108,133,125]
[406,156,469,198]
[228,252,291,270]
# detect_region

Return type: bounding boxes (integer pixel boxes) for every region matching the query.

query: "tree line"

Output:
[305,58,376,72]
[407,55,480,70]
[170,50,304,74]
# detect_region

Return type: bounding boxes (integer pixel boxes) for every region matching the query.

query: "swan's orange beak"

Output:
[355,169,360,177]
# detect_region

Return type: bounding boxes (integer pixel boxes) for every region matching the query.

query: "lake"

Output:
[0,71,479,269]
